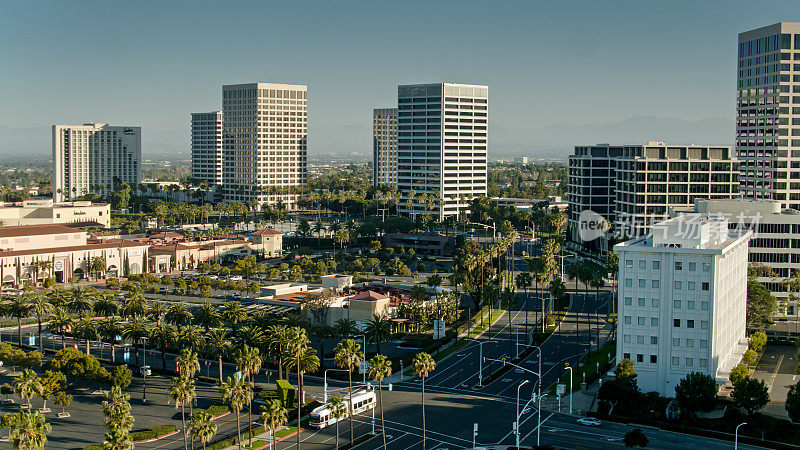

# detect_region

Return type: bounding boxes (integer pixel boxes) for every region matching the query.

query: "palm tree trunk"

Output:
[111,344,116,364]
[380,380,386,450]
[37,317,43,350]
[17,317,22,346]
[61,332,66,349]
[218,356,223,385]
[348,370,353,445]
[421,377,426,450]
[162,348,167,371]
[182,404,187,450]
[236,411,242,450]
[86,339,90,356]
[248,375,253,447]
[335,422,339,449]
[297,358,301,450]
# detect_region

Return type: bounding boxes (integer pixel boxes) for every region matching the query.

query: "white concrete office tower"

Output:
[221,83,308,208]
[567,143,740,252]
[397,83,488,220]
[191,111,223,185]
[737,23,800,209]
[614,216,751,396]
[373,108,398,187]
[672,198,800,314]
[52,123,141,202]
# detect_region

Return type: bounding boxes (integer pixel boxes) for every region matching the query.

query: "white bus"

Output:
[309,390,376,429]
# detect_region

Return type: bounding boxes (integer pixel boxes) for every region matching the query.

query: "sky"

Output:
[2,0,800,158]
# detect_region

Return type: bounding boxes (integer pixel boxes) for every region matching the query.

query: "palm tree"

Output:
[102,428,134,450]
[412,352,436,450]
[286,326,310,450]
[66,287,93,319]
[368,354,392,449]
[122,317,151,366]
[169,375,196,450]
[333,318,357,339]
[265,325,289,379]
[177,325,206,352]
[98,318,122,364]
[4,295,32,346]
[328,396,347,450]
[193,303,221,332]
[235,345,262,447]
[14,369,42,409]
[9,410,51,449]
[150,323,177,370]
[148,301,168,324]
[234,325,265,350]
[220,375,253,450]
[189,409,217,450]
[309,324,334,369]
[334,339,363,446]
[47,308,73,349]
[93,293,119,318]
[260,399,288,450]
[220,302,248,337]
[177,348,202,379]
[364,315,392,354]
[204,330,229,384]
[27,295,53,350]
[166,303,193,330]
[120,294,147,319]
[74,317,99,356]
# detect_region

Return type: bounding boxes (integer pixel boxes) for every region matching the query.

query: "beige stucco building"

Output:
[0,200,111,228]
[250,228,283,257]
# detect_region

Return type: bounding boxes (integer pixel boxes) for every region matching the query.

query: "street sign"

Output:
[433,320,446,340]
[556,383,566,395]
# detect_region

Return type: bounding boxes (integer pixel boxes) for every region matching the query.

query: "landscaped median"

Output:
[83,425,178,449]
[552,340,616,394]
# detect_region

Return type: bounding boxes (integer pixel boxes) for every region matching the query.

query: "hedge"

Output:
[204,404,229,418]
[129,424,177,442]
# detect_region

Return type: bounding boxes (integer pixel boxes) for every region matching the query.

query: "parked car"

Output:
[576,418,601,427]
[231,292,242,300]
[158,287,167,294]
[228,275,243,281]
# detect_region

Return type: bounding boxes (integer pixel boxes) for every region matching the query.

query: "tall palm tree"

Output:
[177,348,201,379]
[204,330,229,384]
[368,354,392,450]
[102,428,134,450]
[234,325,265,350]
[148,301,168,324]
[193,303,221,332]
[74,317,99,356]
[297,346,319,408]
[98,318,122,364]
[9,410,51,449]
[27,295,53,350]
[220,375,253,450]
[66,287,94,319]
[4,295,32,346]
[122,317,151,366]
[189,410,217,450]
[235,345,262,447]
[220,302,248,337]
[334,339,363,447]
[265,325,289,379]
[93,293,119,318]
[286,326,310,450]
[328,396,347,450]
[177,325,206,352]
[364,315,392,354]
[166,303,193,330]
[14,369,42,409]
[333,318,357,340]
[47,308,73,349]
[149,323,177,371]
[259,399,288,450]
[121,294,148,319]
[102,386,133,432]
[169,375,196,450]
[412,352,436,450]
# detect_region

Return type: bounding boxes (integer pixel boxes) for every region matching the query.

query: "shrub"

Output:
[44,348,104,381]
[204,404,229,417]
[749,331,767,353]
[129,424,177,441]
[743,349,758,367]
[276,379,296,408]
[730,364,749,384]
[111,365,132,389]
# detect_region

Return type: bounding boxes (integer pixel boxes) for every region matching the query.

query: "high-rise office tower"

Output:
[397,83,488,220]
[221,83,308,208]
[737,23,800,209]
[52,123,141,202]
[373,108,397,187]
[191,111,223,186]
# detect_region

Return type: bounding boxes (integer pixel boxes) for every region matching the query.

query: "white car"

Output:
[576,418,601,427]
[228,275,243,281]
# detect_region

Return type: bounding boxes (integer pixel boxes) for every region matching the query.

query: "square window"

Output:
[626,260,633,268]
[637,335,645,344]
[701,302,709,310]
[674,281,682,289]
[687,339,694,347]
[637,354,644,363]
[639,260,646,269]
[651,317,659,326]
[624,334,631,343]
[673,319,681,327]
[700,340,708,348]
[672,357,680,365]
[675,261,683,270]
[674,300,681,309]
[638,298,645,306]
[702,282,709,290]
[625,278,633,287]
[673,338,680,347]
[650,355,658,363]
[650,336,658,345]
[652,280,660,288]
[688,262,696,271]
[625,316,632,324]
[688,301,695,309]
[639,279,646,288]
[688,281,696,290]
[625,297,632,306]
[701,320,708,329]
[652,299,660,307]
[638,317,645,325]
[686,358,693,366]
[653,261,660,270]
[700,358,708,367]
[624,353,631,360]
[687,320,695,328]
[702,262,710,272]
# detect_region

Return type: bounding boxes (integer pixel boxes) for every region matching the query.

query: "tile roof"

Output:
[0,224,83,239]
[252,228,283,236]
[350,290,389,301]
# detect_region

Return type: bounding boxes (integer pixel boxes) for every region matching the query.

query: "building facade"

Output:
[0,200,111,228]
[221,83,308,209]
[568,143,740,252]
[737,23,800,209]
[397,83,488,220]
[53,123,141,201]
[373,108,398,187]
[191,111,223,186]
[614,216,751,396]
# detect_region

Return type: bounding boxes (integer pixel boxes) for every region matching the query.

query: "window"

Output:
[638,317,645,325]
[686,339,694,347]
[674,300,681,309]
[686,358,693,366]
[639,279,646,288]
[625,297,632,306]
[625,316,632,324]
[653,261,660,270]
[673,338,680,347]
[700,358,708,367]
[637,335,645,344]
[702,262,710,272]
[672,357,680,365]
[687,320,695,328]
[651,317,659,326]
[701,320,708,329]
[626,260,633,268]
[652,299,660,307]
[688,281,696,290]
[687,301,696,309]
[625,278,633,287]
[650,336,658,345]
[637,354,644,363]
[688,262,696,271]
[674,319,681,327]
[700,340,708,348]
[624,353,631,360]
[624,334,631,343]
[639,260,646,269]
[701,301,709,310]
[652,280,660,288]
[650,355,658,363]
[675,261,683,270]
[702,282,709,291]
[674,281,682,289]
[638,298,646,306]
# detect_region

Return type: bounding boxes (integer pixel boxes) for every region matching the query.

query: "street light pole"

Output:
[473,340,498,386]
[323,368,349,404]
[565,364,573,415]
[516,380,529,449]
[736,422,747,450]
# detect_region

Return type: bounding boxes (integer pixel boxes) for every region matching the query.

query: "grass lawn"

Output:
[553,340,616,393]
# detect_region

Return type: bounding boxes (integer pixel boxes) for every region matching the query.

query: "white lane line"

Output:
[518,412,554,444]
[367,432,408,450]
[353,417,473,445]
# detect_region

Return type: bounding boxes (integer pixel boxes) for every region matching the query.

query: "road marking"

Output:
[766,354,784,394]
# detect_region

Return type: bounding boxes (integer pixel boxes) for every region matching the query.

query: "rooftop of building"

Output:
[0,238,149,257]
[0,224,83,238]
[350,290,389,301]
[615,216,752,253]
[251,227,283,236]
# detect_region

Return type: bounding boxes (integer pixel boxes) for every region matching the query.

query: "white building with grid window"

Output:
[373,108,397,187]
[221,83,307,209]
[396,83,488,220]
[52,123,141,202]
[191,111,223,186]
[613,215,751,396]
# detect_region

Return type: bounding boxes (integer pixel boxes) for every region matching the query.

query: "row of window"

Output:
[625,259,711,272]
[623,316,709,329]
[623,278,710,291]
[622,353,708,367]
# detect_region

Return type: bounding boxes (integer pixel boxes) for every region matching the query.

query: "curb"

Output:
[132,429,180,444]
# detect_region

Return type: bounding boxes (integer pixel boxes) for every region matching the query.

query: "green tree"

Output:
[13,369,42,410]
[235,345,262,447]
[102,428,134,450]
[364,315,392,354]
[4,295,32,346]
[743,349,758,368]
[37,370,65,412]
[47,308,73,349]
[190,409,218,450]
[53,391,72,417]
[787,381,800,423]
[674,372,717,419]
[412,352,436,450]
[328,396,347,450]
[732,377,770,417]
[334,338,363,446]
[624,428,648,448]
[27,295,53,351]
[9,410,51,450]
[169,375,196,450]
[614,358,636,382]
[747,279,778,329]
[110,365,132,389]
[749,331,767,353]
[368,354,392,450]
[259,399,288,450]
[101,386,134,432]
[730,364,749,385]
[221,375,253,450]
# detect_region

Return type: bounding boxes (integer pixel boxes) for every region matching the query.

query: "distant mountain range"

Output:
[0,115,733,162]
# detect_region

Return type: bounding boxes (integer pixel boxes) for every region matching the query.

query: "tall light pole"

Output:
[565,363,573,415]
[473,339,498,386]
[515,380,530,449]
[735,422,747,450]
[323,368,349,404]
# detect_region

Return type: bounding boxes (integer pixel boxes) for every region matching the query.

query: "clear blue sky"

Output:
[2,0,800,156]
